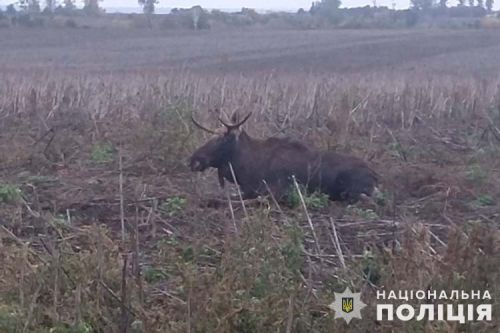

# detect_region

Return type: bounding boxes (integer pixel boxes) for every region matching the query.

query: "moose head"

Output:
[189,112,252,173]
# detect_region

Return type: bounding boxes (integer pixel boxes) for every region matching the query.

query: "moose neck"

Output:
[219,130,254,184]
[224,130,249,165]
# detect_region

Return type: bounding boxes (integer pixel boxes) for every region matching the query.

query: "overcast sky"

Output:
[1,0,498,11]
[157,0,410,10]
[116,0,498,10]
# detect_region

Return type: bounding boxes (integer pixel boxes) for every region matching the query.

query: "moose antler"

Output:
[191,114,219,134]
[218,112,252,130]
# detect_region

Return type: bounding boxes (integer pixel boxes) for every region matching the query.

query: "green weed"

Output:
[347,206,379,220]
[470,195,496,207]
[373,187,390,206]
[143,266,169,283]
[90,143,115,163]
[466,164,487,183]
[45,323,93,333]
[160,196,187,217]
[0,183,22,204]
[50,214,69,227]
[360,248,382,285]
[388,141,408,161]
[0,305,20,333]
[286,184,329,209]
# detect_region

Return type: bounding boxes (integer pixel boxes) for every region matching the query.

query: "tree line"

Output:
[1,0,495,16]
[0,0,497,30]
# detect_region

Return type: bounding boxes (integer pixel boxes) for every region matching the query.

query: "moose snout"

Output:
[189,156,208,172]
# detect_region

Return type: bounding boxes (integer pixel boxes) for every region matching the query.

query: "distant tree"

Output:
[405,8,419,26]
[476,0,484,7]
[6,4,17,14]
[191,5,202,30]
[468,0,475,6]
[83,0,101,15]
[410,0,434,11]
[28,0,40,13]
[63,0,75,11]
[138,0,157,15]
[43,0,56,13]
[485,0,493,11]
[439,0,448,8]
[19,0,41,13]
[310,0,341,13]
[310,0,342,23]
[458,0,466,5]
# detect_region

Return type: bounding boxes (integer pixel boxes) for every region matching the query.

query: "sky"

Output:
[112,0,499,11]
[1,0,498,11]
[153,0,411,10]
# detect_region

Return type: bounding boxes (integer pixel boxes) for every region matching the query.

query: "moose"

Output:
[189,112,378,203]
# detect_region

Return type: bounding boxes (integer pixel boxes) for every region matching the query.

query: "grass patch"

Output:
[471,194,496,207]
[286,184,329,209]
[0,305,20,333]
[0,183,22,204]
[466,164,487,183]
[90,143,115,163]
[143,266,169,283]
[346,206,379,220]
[160,196,187,217]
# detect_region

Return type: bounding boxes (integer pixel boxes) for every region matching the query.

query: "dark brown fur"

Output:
[189,121,378,203]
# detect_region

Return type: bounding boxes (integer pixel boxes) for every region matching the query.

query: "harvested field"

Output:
[2,28,500,76]
[0,27,499,333]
